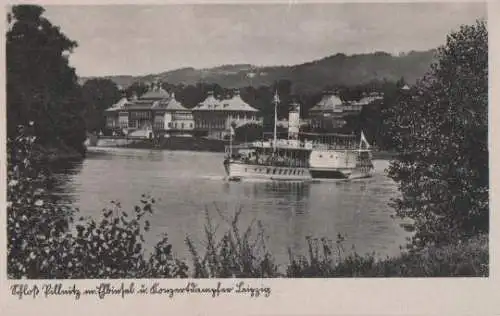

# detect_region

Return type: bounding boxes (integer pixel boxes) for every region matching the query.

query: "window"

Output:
[190,123,193,128]
[168,122,172,128]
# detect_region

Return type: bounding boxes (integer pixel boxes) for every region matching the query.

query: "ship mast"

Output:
[273,90,279,153]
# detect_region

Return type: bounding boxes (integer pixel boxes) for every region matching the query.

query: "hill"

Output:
[80,50,437,93]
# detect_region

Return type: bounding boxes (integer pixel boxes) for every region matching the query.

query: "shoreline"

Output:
[88,136,400,158]
[32,142,85,163]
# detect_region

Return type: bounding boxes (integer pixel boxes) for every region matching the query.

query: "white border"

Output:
[1,1,498,315]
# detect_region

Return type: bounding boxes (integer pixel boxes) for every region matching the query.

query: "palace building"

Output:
[192,90,261,139]
[104,83,194,137]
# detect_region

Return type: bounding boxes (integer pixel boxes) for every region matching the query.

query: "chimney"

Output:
[288,100,301,140]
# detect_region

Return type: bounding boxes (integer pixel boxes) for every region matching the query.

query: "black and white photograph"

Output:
[5,0,489,287]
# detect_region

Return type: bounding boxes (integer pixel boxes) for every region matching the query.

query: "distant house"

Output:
[308,91,347,129]
[104,82,194,137]
[308,90,384,130]
[192,90,261,139]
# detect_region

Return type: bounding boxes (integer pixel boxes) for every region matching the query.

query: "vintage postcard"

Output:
[1,0,498,315]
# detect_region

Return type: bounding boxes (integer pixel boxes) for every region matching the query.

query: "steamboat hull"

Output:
[225,161,312,181]
[309,166,373,180]
[310,168,350,179]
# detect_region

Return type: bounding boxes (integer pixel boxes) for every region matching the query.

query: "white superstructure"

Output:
[305,132,374,179]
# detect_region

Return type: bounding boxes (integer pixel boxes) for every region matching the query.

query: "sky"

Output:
[42,2,487,77]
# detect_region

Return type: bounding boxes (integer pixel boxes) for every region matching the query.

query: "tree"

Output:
[7,5,87,153]
[387,20,488,247]
[82,78,122,133]
[125,81,148,99]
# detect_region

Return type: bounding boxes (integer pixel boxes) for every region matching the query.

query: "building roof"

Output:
[140,86,170,100]
[219,91,259,112]
[162,93,189,111]
[105,88,190,113]
[195,91,221,110]
[105,97,133,112]
[309,92,343,113]
[193,90,259,112]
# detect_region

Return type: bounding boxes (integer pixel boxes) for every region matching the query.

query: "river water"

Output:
[51,148,410,271]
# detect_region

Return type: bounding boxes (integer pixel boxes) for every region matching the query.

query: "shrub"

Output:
[287,234,488,277]
[185,205,278,278]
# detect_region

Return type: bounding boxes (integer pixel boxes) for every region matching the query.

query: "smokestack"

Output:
[288,100,301,140]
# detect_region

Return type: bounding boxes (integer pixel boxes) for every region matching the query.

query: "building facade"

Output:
[104,83,194,137]
[192,90,261,139]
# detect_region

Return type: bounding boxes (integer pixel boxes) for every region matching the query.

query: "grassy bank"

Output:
[183,208,488,278]
[286,234,488,277]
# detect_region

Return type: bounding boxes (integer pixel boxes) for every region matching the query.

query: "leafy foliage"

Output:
[81,78,122,133]
[7,5,87,154]
[287,233,487,277]
[185,206,277,278]
[386,20,488,247]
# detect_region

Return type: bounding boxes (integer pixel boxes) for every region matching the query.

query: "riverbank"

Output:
[89,136,401,157]
[289,233,488,277]
[186,209,488,277]
[185,208,488,278]
[31,141,85,163]
[89,136,227,152]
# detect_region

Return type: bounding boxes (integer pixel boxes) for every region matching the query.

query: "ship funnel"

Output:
[288,100,301,140]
